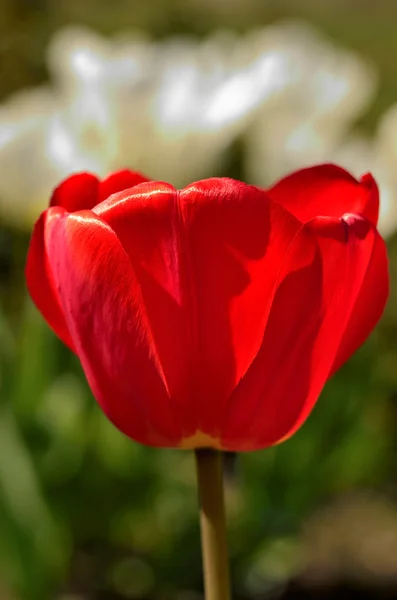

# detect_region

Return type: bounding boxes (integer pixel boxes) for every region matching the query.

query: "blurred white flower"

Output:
[0,21,380,230]
[331,105,397,239]
[244,21,377,184]
[0,25,292,227]
[245,22,397,238]
[59,26,293,183]
[0,88,58,226]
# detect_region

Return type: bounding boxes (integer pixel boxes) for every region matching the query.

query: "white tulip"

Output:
[332,105,397,239]
[244,21,377,184]
[0,21,381,231]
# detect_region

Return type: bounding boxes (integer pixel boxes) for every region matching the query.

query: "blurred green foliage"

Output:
[1,1,397,599]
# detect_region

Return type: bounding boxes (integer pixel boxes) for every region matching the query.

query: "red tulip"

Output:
[26,164,389,451]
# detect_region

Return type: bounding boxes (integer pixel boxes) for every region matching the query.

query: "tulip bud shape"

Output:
[26,164,389,451]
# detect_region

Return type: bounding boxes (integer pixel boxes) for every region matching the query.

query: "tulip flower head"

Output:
[26,165,388,451]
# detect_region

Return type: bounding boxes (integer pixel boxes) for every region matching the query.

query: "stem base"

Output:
[195,448,231,600]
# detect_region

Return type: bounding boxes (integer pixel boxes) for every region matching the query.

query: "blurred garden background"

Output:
[1,0,397,598]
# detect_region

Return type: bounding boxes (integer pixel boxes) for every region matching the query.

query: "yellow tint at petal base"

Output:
[179,431,223,450]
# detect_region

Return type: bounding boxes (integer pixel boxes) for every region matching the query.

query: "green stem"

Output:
[195,448,231,600]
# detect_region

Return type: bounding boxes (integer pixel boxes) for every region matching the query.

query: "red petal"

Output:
[98,169,150,203]
[178,178,301,438]
[330,225,389,376]
[96,178,302,441]
[223,214,383,451]
[50,173,100,211]
[268,164,379,226]
[94,181,197,439]
[44,209,181,447]
[50,170,150,212]
[25,207,75,351]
